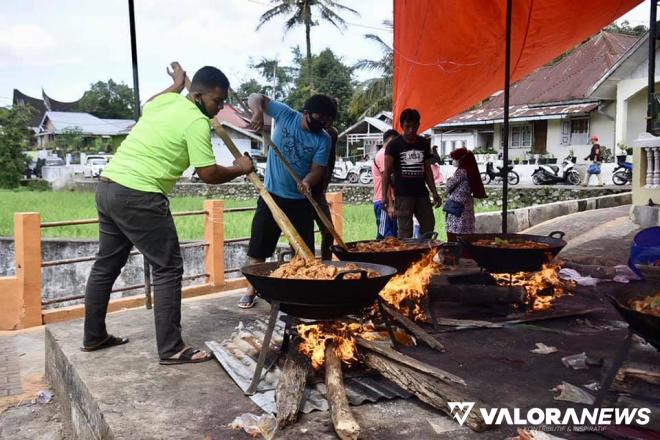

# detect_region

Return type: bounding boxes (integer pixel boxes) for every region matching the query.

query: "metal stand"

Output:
[593,329,634,407]
[377,298,401,351]
[246,301,280,395]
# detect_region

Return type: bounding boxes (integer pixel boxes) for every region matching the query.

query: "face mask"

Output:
[452,159,460,167]
[195,99,212,118]
[307,114,324,134]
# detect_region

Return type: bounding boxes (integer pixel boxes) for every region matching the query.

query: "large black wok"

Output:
[607,285,660,351]
[330,233,441,273]
[460,231,566,273]
[241,261,397,319]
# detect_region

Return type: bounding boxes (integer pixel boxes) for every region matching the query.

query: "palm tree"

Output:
[256,0,359,90]
[349,21,393,119]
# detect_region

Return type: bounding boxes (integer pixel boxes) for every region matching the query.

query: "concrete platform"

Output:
[45,290,471,440]
[45,285,660,440]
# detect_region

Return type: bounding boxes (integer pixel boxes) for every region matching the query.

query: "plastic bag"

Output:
[229,413,277,440]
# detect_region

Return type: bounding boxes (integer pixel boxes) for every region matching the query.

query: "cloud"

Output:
[0,24,56,50]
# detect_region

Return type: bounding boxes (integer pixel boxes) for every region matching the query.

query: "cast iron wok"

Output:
[241,260,397,319]
[330,232,441,273]
[607,285,660,351]
[460,231,566,273]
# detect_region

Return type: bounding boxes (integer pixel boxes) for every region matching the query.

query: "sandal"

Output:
[238,294,257,309]
[159,347,214,365]
[81,335,129,352]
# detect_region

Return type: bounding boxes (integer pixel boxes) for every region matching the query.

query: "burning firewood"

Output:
[428,276,527,305]
[325,342,360,440]
[275,338,310,428]
[381,303,445,352]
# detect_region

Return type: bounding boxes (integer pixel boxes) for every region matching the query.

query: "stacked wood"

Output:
[325,342,360,440]
[359,342,490,432]
[381,303,445,352]
[275,339,310,428]
[428,277,526,305]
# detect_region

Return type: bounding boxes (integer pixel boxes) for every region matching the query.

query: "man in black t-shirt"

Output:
[382,108,442,239]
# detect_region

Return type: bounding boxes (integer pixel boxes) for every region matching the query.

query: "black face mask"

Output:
[195,99,212,118]
[307,114,324,134]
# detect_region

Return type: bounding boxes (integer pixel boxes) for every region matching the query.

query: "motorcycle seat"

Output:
[548,165,560,174]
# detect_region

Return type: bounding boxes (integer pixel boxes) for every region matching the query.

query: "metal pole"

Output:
[501,0,512,234]
[647,0,658,134]
[128,0,152,309]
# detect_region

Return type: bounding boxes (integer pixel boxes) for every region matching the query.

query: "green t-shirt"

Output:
[102,93,216,194]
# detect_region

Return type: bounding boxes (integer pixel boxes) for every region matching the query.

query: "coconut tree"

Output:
[256,0,359,90]
[349,21,393,119]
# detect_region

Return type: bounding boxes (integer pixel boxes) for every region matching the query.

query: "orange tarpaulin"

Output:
[393,0,642,131]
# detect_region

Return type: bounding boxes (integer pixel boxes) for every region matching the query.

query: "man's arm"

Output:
[382,154,394,209]
[425,161,442,208]
[299,163,326,194]
[247,93,270,132]
[146,62,186,103]
[195,157,252,184]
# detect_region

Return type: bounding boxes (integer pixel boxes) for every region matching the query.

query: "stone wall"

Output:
[74,179,629,208]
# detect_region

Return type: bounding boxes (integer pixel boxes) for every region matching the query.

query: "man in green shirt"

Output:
[82,63,253,365]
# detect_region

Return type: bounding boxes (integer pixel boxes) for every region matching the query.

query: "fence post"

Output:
[204,199,225,289]
[326,192,344,243]
[15,212,42,328]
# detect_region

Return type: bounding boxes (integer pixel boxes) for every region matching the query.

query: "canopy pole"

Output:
[501,0,512,234]
[128,0,141,120]
[647,0,658,134]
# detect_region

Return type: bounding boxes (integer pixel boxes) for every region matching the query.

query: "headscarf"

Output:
[450,148,487,199]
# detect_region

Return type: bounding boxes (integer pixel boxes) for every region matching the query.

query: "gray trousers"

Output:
[84,180,184,358]
[395,196,435,239]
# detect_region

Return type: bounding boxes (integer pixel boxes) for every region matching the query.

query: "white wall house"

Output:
[432,32,638,163]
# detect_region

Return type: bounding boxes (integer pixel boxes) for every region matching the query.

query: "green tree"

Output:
[349,21,393,119]
[605,20,648,37]
[0,105,34,188]
[79,79,134,119]
[53,127,85,154]
[286,48,355,130]
[250,57,295,100]
[256,0,359,91]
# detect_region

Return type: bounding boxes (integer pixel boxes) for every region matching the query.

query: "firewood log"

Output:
[325,342,360,440]
[275,339,310,428]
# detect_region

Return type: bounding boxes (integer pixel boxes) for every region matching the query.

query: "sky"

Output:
[0,0,652,108]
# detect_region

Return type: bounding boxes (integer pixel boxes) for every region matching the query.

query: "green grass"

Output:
[0,190,497,243]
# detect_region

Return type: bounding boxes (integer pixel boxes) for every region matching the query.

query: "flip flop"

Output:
[238,294,257,309]
[159,347,214,365]
[81,335,129,352]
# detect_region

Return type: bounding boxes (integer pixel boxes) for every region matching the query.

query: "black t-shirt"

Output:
[385,135,431,197]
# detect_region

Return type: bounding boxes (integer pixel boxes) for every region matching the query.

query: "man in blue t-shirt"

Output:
[238,93,335,308]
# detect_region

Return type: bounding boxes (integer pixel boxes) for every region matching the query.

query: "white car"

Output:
[83,157,108,178]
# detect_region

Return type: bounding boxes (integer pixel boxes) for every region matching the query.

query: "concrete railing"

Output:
[0,193,345,330]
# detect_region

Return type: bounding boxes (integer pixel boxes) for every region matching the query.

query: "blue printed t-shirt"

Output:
[264,100,331,199]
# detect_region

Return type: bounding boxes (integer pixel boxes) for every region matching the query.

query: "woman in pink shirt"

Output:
[372,129,400,239]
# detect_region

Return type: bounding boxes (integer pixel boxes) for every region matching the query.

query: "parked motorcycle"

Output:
[531,155,581,185]
[480,161,520,185]
[332,159,355,183]
[358,164,373,184]
[612,159,633,186]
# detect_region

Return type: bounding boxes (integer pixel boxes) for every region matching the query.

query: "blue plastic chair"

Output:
[629,226,660,277]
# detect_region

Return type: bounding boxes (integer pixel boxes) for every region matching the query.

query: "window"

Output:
[441,141,447,156]
[510,125,532,148]
[569,118,589,145]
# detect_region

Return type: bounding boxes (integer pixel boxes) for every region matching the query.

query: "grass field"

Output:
[0,190,497,243]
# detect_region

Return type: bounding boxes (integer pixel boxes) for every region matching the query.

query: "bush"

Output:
[19,179,51,191]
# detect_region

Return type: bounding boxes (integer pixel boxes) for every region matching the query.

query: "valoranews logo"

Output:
[448,402,651,430]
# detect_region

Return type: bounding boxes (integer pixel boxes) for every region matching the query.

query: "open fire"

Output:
[378,251,441,320]
[492,263,574,311]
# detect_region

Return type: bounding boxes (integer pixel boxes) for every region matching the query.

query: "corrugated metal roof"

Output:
[439,102,599,127]
[206,319,411,415]
[39,111,134,136]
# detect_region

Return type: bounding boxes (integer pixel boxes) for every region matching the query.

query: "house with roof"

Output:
[36,111,135,150]
[337,111,394,159]
[432,31,639,162]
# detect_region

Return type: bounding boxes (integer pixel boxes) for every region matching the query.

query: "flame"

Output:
[378,251,441,320]
[492,263,573,311]
[296,322,370,369]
